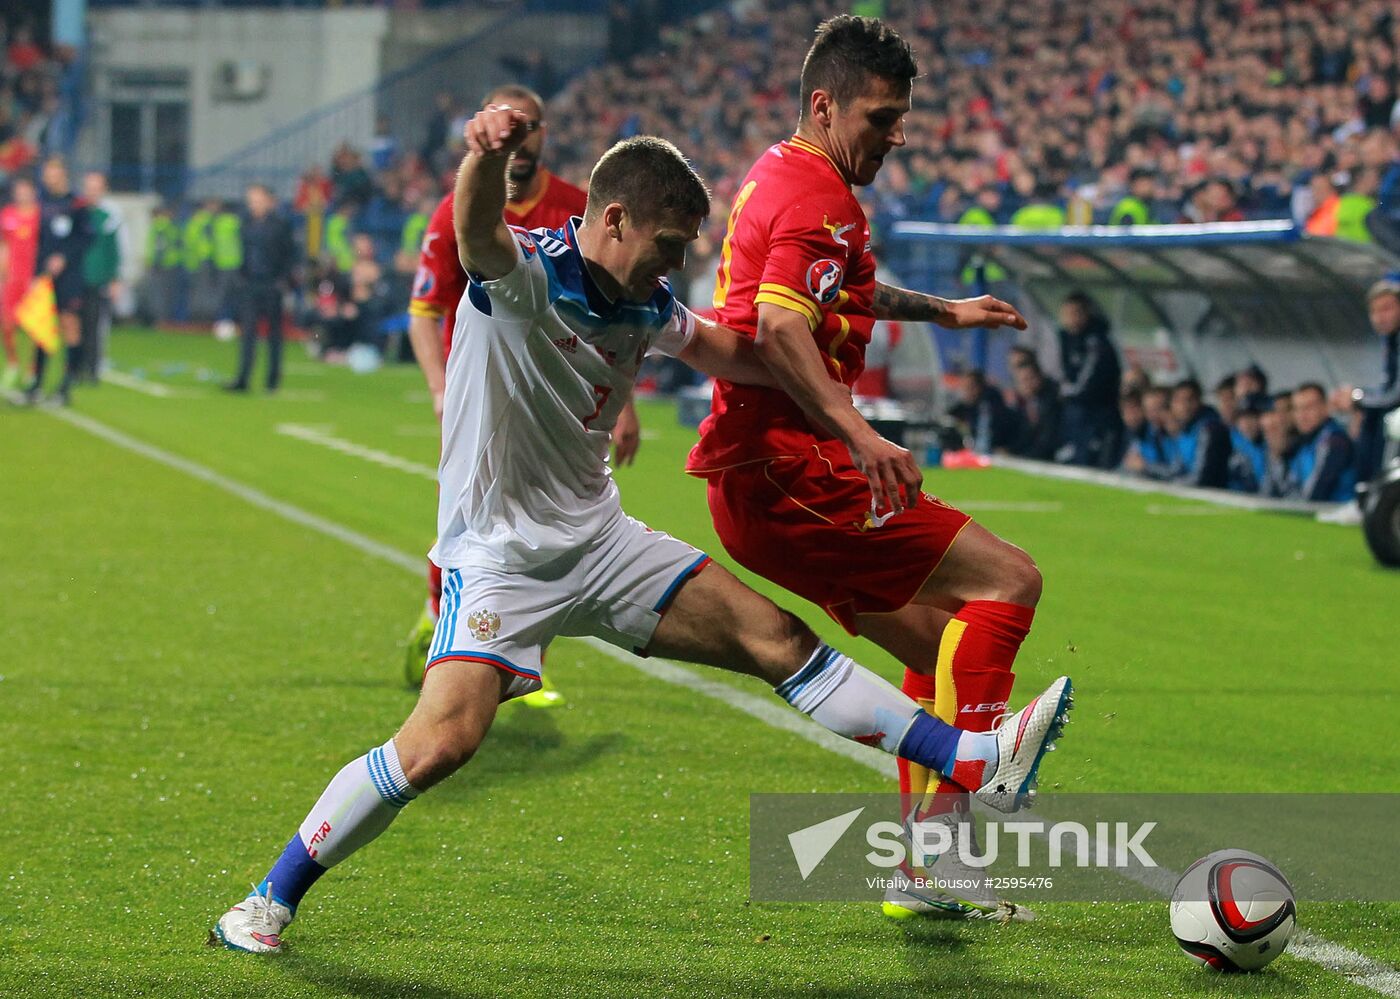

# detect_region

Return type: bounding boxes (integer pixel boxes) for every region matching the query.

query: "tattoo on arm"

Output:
[872,281,955,323]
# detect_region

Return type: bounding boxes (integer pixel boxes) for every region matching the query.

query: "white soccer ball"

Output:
[1169,849,1296,972]
[212,319,238,342]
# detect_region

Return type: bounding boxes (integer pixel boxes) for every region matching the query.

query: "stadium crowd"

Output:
[945,282,1400,505]
[544,0,1400,242]
[0,20,74,185]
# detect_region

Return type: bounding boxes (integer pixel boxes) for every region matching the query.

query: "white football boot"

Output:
[972,676,1073,813]
[210,884,293,954]
[886,810,1038,922]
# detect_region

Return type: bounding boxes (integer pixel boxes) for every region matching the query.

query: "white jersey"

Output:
[431,218,695,572]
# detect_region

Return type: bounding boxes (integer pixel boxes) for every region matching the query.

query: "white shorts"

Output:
[424,510,710,700]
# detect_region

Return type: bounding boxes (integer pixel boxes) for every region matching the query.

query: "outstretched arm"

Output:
[677,313,779,387]
[873,280,1027,331]
[453,104,532,280]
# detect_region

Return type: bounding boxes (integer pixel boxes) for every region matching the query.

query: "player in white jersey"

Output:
[211,107,1073,956]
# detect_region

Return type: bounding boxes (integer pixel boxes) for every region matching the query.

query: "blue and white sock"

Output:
[256,738,419,911]
[776,644,996,781]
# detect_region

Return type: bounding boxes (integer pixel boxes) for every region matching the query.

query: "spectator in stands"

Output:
[1167,378,1232,489]
[142,202,181,327]
[1286,382,1356,502]
[1121,364,1151,395]
[1008,358,1062,461]
[1212,374,1238,426]
[295,164,333,261]
[420,91,458,167]
[1235,364,1270,413]
[949,368,1019,455]
[330,144,373,208]
[1259,404,1297,498]
[321,233,391,358]
[1056,290,1122,467]
[1109,170,1160,226]
[1336,278,1400,484]
[1117,389,1149,470]
[225,183,295,394]
[368,116,401,173]
[1183,178,1245,225]
[1227,402,1268,494]
[1124,385,1178,480]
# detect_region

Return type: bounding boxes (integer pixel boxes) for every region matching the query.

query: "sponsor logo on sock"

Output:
[960,700,1008,715]
[307,820,332,860]
[853,731,886,747]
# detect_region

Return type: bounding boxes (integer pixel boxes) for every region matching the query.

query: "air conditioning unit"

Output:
[214,60,268,102]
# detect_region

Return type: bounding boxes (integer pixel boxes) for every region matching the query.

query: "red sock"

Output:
[911,601,1034,821]
[427,560,443,618]
[945,600,1034,732]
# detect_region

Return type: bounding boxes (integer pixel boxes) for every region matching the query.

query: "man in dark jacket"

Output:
[1056,290,1122,466]
[1288,383,1356,501]
[1168,378,1232,488]
[949,369,1020,455]
[1009,358,1062,460]
[226,183,296,393]
[25,156,92,406]
[1336,279,1400,483]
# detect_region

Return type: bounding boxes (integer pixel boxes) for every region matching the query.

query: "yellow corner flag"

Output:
[16,276,59,355]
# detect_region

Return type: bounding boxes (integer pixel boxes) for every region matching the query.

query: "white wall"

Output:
[87,8,389,169]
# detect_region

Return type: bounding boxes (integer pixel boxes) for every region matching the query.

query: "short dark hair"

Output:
[1173,378,1203,401]
[1120,388,1144,406]
[585,136,710,226]
[484,83,544,116]
[799,15,917,119]
[1294,381,1327,400]
[1214,374,1236,394]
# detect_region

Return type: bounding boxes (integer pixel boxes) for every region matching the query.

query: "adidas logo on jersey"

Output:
[554,335,579,354]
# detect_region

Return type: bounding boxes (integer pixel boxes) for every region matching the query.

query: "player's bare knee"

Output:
[399,724,481,789]
[739,609,817,686]
[1001,548,1042,606]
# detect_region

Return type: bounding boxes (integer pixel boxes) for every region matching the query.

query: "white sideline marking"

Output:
[946,500,1063,513]
[102,370,176,397]
[276,423,438,480]
[46,407,1400,997]
[1145,503,1243,517]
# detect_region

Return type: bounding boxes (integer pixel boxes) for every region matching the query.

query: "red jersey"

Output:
[1,203,40,289]
[686,137,876,474]
[408,169,588,353]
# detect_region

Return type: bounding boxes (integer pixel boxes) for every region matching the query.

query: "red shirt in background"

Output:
[409,169,588,354]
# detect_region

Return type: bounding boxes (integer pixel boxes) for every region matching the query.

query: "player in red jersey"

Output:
[0,176,41,389]
[402,85,642,697]
[686,16,1040,920]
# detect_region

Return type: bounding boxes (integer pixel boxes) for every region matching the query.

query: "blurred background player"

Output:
[25,157,91,407]
[0,176,41,392]
[685,15,1039,921]
[402,83,641,704]
[78,170,123,384]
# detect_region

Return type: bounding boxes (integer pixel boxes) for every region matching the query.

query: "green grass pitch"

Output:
[2,328,1396,998]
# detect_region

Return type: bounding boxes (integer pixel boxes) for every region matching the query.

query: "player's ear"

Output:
[603,203,625,241]
[810,89,834,128]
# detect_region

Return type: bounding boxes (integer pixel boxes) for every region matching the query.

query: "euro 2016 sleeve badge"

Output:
[467,610,501,641]
[806,259,844,305]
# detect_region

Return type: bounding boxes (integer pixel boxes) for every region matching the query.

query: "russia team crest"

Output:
[467,610,501,641]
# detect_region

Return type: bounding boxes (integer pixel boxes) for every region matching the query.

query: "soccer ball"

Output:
[1169,849,1296,972]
